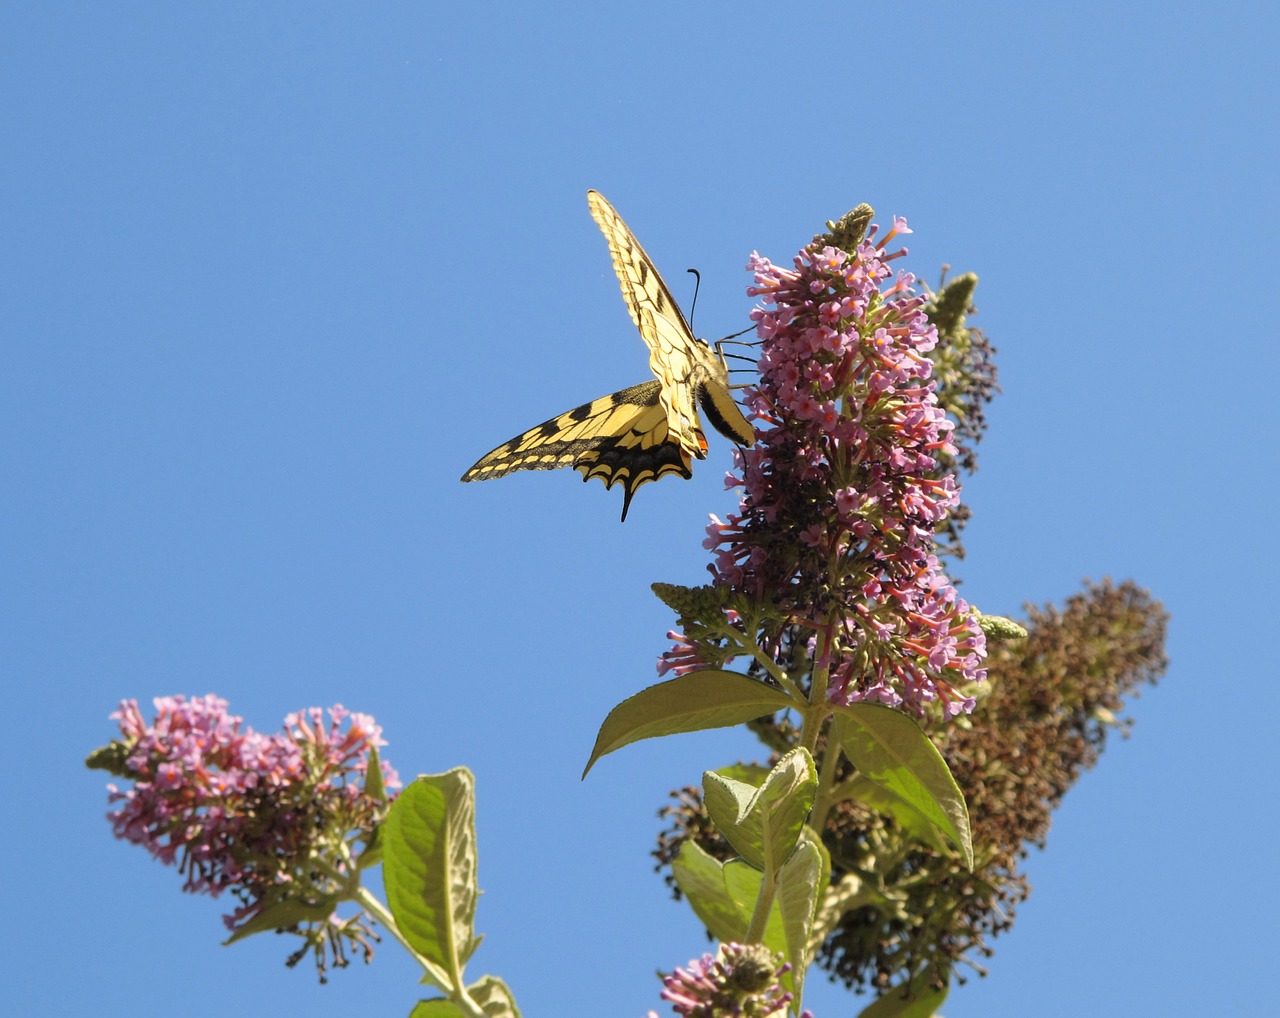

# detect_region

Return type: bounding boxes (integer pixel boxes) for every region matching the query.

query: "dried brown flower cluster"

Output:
[655,580,1168,994]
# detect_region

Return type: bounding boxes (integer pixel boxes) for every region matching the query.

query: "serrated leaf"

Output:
[833,705,972,869]
[672,840,750,944]
[714,762,771,786]
[855,981,948,1018]
[703,748,816,872]
[701,774,757,840]
[383,769,481,990]
[583,671,793,777]
[466,975,522,1018]
[777,834,825,1010]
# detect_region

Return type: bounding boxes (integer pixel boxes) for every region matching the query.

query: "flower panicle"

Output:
[96,694,400,978]
[664,215,986,715]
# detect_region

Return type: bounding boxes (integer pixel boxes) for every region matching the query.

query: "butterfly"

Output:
[460,190,754,521]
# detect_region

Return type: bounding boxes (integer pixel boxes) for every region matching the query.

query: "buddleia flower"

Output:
[89,695,399,980]
[663,215,986,716]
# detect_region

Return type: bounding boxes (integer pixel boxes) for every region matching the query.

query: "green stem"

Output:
[746,641,804,701]
[352,886,489,1018]
[351,887,430,975]
[744,864,779,944]
[810,725,844,831]
[799,613,835,754]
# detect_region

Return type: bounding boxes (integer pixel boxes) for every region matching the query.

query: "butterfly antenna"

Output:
[685,268,702,330]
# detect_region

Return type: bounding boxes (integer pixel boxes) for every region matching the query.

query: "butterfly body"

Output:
[461,190,753,520]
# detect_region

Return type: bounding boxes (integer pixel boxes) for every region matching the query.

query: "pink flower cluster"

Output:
[675,219,986,715]
[106,695,398,907]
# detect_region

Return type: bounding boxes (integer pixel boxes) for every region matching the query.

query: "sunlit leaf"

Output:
[221,895,334,945]
[583,670,792,776]
[837,774,950,854]
[672,840,750,944]
[703,748,816,872]
[855,980,948,1018]
[833,704,973,869]
[410,1001,465,1018]
[383,769,482,990]
[777,833,825,1010]
[466,975,522,1018]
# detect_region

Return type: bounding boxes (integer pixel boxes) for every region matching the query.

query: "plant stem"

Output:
[352,886,489,1018]
[810,726,844,831]
[799,615,834,754]
[745,864,779,944]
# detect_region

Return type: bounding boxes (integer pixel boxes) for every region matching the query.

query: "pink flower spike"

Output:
[670,209,987,715]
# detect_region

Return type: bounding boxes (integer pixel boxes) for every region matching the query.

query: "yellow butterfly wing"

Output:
[460,381,691,521]
[460,191,755,520]
[586,190,754,456]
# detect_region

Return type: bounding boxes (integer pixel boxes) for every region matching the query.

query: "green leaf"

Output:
[837,775,950,854]
[410,1001,466,1018]
[855,981,948,1018]
[676,835,821,1002]
[703,748,816,873]
[672,840,750,944]
[703,773,756,834]
[466,976,522,1018]
[364,744,387,803]
[714,762,771,786]
[810,872,888,949]
[777,833,825,1010]
[383,769,482,990]
[582,671,793,776]
[221,895,335,945]
[355,745,388,870]
[833,704,973,869]
[357,823,385,871]
[407,977,520,1018]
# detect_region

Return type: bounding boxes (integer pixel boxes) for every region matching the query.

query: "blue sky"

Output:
[4,4,1276,1016]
